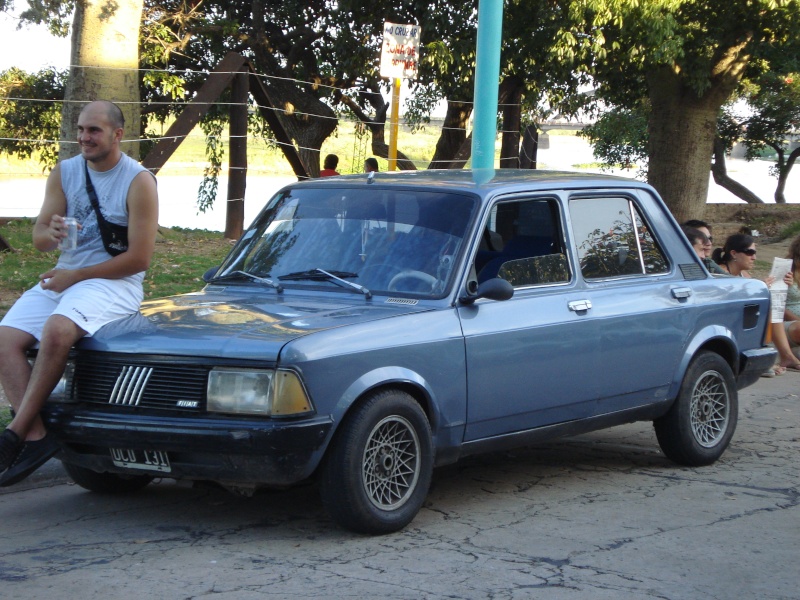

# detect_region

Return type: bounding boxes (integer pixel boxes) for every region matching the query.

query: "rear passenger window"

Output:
[570,196,668,279]
[475,198,570,287]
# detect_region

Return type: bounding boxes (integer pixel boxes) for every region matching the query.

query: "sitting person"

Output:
[779,236,800,367]
[713,233,800,375]
[682,221,726,274]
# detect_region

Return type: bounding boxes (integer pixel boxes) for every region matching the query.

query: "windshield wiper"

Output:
[278,268,371,299]
[209,270,284,293]
[279,269,358,280]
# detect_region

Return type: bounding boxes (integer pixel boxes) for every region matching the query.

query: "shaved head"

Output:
[81,100,125,130]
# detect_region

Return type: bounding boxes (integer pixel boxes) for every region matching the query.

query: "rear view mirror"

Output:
[459,278,514,304]
[203,266,220,282]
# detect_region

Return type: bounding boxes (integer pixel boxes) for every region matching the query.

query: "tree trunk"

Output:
[519,125,538,169]
[646,71,723,222]
[499,76,524,169]
[257,77,336,178]
[225,70,248,240]
[430,101,472,169]
[59,0,143,161]
[711,137,764,204]
[772,146,800,204]
[335,89,416,170]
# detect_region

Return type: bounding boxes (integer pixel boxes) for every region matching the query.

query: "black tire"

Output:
[63,462,153,493]
[654,351,738,466]
[320,389,433,534]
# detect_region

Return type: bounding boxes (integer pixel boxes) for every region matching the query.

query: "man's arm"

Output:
[41,171,159,292]
[32,164,69,252]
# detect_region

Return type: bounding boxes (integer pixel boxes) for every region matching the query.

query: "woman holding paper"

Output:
[713,234,800,374]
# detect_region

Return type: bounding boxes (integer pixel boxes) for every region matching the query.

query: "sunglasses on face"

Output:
[739,248,757,256]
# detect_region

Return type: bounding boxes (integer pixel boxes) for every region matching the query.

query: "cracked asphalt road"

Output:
[1,375,797,600]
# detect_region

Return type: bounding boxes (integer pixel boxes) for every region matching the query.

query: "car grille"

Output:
[73,354,209,411]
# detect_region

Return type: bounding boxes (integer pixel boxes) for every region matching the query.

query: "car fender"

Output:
[668,324,738,399]
[329,366,449,435]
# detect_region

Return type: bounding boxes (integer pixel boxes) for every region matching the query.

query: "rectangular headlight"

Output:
[207,368,314,417]
[208,368,274,415]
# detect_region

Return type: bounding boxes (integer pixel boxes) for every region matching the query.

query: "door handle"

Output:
[568,299,592,312]
[671,287,692,299]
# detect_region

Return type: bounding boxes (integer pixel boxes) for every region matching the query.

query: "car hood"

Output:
[78,289,433,361]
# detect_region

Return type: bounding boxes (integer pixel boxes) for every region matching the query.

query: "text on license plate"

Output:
[110,448,171,473]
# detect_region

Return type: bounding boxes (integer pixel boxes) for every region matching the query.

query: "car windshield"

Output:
[215,186,479,298]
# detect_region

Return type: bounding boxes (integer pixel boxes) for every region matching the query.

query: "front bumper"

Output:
[42,405,333,487]
[737,346,778,390]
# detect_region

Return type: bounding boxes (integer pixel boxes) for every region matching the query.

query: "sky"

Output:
[0,9,70,72]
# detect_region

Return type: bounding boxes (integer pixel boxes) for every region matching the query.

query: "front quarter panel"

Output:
[279,307,467,455]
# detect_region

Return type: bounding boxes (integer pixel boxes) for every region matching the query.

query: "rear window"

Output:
[569,196,669,279]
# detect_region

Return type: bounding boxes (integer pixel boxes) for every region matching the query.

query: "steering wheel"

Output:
[388,269,439,293]
[358,263,403,285]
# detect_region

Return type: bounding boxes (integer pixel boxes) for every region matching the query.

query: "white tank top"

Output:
[56,154,153,286]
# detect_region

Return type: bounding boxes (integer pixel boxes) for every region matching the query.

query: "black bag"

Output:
[84,160,128,256]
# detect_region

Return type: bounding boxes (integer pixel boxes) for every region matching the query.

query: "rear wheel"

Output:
[320,389,433,534]
[654,351,738,466]
[63,462,153,493]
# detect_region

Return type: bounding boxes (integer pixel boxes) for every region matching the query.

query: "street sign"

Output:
[380,22,421,80]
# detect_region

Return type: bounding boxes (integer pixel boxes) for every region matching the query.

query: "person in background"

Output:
[364,157,379,173]
[712,233,800,375]
[779,236,800,367]
[683,219,726,274]
[681,225,710,257]
[320,154,340,177]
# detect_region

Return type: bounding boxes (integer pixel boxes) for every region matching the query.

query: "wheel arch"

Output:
[669,326,739,399]
[335,368,436,424]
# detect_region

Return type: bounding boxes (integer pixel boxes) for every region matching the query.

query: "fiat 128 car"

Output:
[41,170,776,533]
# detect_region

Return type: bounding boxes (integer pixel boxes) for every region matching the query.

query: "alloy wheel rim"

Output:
[690,369,730,447]
[362,415,420,510]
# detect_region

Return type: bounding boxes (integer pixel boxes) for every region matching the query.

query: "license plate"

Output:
[110,448,171,473]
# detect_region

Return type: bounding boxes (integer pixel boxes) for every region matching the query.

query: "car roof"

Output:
[290,169,655,199]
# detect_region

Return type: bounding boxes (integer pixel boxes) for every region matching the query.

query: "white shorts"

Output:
[0,278,144,340]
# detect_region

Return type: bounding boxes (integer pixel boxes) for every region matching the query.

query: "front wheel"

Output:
[654,351,738,466]
[63,462,153,493]
[320,389,433,534]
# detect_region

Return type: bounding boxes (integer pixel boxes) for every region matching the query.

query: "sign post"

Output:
[380,22,421,171]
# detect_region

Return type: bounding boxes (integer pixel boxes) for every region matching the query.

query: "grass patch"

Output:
[780,220,800,241]
[0,406,11,429]
[0,219,232,317]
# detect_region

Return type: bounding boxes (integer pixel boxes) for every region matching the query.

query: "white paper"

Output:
[769,257,793,322]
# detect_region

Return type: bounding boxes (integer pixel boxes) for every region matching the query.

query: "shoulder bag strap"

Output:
[83,159,108,225]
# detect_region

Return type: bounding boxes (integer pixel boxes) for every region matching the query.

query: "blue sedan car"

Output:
[43,170,775,533]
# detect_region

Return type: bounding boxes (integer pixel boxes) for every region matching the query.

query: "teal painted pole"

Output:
[471,0,504,171]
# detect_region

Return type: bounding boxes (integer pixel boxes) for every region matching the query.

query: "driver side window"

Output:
[475,198,570,287]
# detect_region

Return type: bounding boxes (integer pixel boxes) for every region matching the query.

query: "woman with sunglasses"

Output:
[713,233,800,375]
[711,233,758,276]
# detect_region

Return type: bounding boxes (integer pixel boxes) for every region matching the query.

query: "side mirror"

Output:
[202,266,220,283]
[459,278,514,304]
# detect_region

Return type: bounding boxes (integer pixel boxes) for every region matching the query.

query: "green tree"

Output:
[558,0,800,221]
[0,67,65,169]
[738,72,800,203]
[580,103,649,176]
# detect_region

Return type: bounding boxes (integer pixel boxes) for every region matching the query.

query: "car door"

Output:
[567,194,687,414]
[459,196,604,441]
